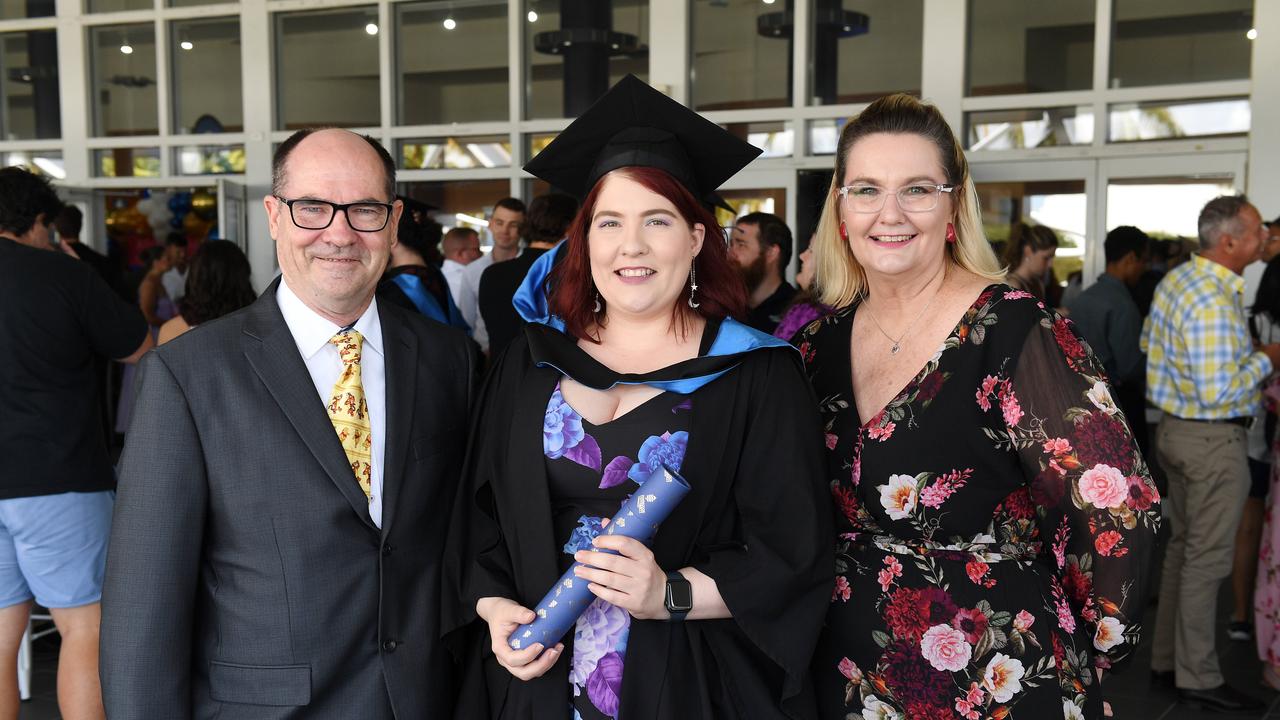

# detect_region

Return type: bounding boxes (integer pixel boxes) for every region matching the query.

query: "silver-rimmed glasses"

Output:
[836,183,957,214]
[274,196,394,232]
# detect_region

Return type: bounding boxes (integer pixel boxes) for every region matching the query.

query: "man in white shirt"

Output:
[102,128,477,719]
[159,233,189,303]
[440,226,481,310]
[454,197,525,352]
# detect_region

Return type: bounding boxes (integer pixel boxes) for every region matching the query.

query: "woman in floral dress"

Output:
[797,94,1160,720]
[445,76,832,719]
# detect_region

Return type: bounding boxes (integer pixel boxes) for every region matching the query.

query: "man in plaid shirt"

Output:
[1144,194,1278,712]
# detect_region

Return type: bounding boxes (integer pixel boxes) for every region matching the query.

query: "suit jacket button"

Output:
[382,640,398,652]
[382,543,393,556]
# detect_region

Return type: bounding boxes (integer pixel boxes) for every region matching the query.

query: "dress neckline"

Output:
[846,283,1005,429]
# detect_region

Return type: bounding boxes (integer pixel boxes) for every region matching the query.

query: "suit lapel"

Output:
[379,305,417,538]
[242,282,376,530]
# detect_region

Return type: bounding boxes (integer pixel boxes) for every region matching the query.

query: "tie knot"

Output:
[330,329,364,365]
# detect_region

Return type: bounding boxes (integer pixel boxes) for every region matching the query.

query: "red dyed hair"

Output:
[548,166,747,341]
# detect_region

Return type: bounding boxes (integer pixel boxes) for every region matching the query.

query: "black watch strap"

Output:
[664,570,692,621]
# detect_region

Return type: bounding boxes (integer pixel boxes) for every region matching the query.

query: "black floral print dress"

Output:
[796,285,1160,720]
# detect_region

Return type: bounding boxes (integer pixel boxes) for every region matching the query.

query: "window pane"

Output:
[0,0,54,19]
[276,8,380,130]
[525,0,649,119]
[809,118,847,156]
[1,30,60,140]
[526,132,558,161]
[2,150,63,178]
[94,147,161,178]
[171,18,242,134]
[967,0,1094,96]
[714,188,787,230]
[90,24,158,136]
[169,0,229,7]
[402,179,513,248]
[1108,97,1249,142]
[397,2,508,125]
[977,180,1087,286]
[1106,176,1235,241]
[966,107,1093,151]
[175,144,245,175]
[691,0,789,111]
[86,0,150,12]
[810,0,922,105]
[1111,0,1252,88]
[722,121,793,159]
[400,136,512,169]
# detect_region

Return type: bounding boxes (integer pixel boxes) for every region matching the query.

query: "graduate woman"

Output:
[444,76,832,719]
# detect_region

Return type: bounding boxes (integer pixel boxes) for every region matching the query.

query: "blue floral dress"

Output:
[543,381,691,720]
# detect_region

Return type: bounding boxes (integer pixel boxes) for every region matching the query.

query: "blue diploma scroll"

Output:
[507,465,692,650]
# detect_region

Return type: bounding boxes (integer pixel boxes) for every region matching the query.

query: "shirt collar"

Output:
[275,277,384,361]
[1191,253,1245,295]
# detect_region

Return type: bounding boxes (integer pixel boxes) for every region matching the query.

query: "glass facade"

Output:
[170,17,243,134]
[397,1,509,125]
[399,135,513,170]
[0,0,54,19]
[276,7,380,130]
[1110,0,1253,88]
[1108,97,1250,142]
[94,147,161,178]
[966,107,1094,150]
[525,0,649,119]
[89,24,158,137]
[967,0,1095,96]
[0,30,60,140]
[691,0,790,111]
[809,0,922,105]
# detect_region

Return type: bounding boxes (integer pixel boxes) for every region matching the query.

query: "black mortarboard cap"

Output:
[523,75,762,205]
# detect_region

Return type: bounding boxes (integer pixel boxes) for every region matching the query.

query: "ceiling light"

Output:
[527,10,537,22]
[763,0,776,4]
[366,23,378,35]
[120,44,133,54]
[1247,28,1258,40]
[180,40,193,50]
[443,17,457,30]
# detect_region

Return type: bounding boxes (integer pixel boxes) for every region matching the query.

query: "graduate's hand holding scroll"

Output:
[475,596,563,681]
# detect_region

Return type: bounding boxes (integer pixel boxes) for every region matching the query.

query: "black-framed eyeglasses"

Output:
[274,195,394,232]
[836,183,957,214]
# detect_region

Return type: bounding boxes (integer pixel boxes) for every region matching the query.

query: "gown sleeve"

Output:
[691,347,834,714]
[1003,305,1160,673]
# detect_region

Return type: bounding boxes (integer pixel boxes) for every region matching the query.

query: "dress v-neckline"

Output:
[848,283,1002,429]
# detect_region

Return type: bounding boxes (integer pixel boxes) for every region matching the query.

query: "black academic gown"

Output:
[443,321,833,720]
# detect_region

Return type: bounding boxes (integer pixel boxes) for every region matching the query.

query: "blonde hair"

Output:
[812,94,1004,308]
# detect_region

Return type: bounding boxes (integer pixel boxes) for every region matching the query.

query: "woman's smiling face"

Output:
[588,171,704,321]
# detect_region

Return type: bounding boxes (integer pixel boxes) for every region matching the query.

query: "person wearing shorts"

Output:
[0,167,151,720]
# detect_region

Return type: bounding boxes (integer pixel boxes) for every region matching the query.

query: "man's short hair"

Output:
[165,232,187,248]
[53,205,83,239]
[271,129,396,201]
[492,197,527,216]
[1197,194,1251,250]
[1104,225,1150,264]
[737,211,793,270]
[0,166,63,238]
[522,193,578,245]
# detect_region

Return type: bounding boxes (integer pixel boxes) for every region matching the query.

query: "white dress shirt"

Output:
[162,267,187,303]
[456,253,494,351]
[441,258,468,311]
[276,279,387,527]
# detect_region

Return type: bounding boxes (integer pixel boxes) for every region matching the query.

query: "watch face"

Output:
[666,580,693,612]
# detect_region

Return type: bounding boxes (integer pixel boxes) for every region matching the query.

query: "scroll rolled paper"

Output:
[508,464,692,650]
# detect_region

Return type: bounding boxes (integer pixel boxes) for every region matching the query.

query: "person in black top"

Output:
[54,205,121,291]
[0,166,152,720]
[379,209,469,332]
[478,193,578,357]
[728,212,796,333]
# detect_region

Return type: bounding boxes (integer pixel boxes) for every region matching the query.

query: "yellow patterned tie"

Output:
[327,330,372,501]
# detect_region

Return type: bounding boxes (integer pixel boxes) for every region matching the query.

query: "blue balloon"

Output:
[168,196,182,212]
[169,217,183,229]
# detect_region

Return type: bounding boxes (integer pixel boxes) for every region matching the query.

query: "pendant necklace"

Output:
[862,269,946,355]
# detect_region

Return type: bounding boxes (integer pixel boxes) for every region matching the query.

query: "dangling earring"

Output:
[945,222,958,244]
[688,266,700,309]
[839,221,849,241]
[593,292,602,313]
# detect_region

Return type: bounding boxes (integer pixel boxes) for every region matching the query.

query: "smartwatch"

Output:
[664,570,693,621]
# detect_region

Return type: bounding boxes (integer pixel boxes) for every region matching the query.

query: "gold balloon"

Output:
[183,212,212,240]
[191,191,217,221]
[104,208,128,239]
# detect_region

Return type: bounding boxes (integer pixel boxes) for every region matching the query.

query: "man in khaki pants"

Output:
[1144,194,1280,713]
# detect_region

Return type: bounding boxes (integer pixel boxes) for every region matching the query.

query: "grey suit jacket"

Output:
[101,279,476,719]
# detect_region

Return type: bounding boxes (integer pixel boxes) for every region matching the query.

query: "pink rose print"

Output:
[952,607,989,644]
[954,698,981,720]
[966,559,995,588]
[999,389,1024,428]
[1094,530,1125,557]
[1003,290,1034,300]
[838,657,863,684]
[1013,610,1035,633]
[824,432,838,450]
[1042,438,1072,456]
[976,375,1001,411]
[867,421,896,442]
[920,624,972,672]
[832,575,852,602]
[1078,464,1128,509]
[878,555,903,592]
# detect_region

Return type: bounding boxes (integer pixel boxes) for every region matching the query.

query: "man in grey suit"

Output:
[101,128,476,718]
